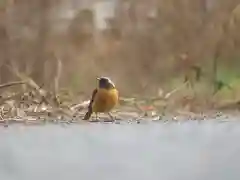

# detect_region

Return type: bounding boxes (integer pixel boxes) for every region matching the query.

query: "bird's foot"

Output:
[107,112,117,122]
[88,114,100,122]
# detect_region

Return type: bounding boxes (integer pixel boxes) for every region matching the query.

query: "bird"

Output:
[83,77,119,121]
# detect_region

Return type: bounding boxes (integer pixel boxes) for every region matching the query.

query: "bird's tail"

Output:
[83,107,93,120]
[83,88,97,120]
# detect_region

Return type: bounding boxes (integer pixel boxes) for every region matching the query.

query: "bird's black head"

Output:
[97,77,115,89]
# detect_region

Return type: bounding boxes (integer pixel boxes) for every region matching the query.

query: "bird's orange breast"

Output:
[92,88,118,113]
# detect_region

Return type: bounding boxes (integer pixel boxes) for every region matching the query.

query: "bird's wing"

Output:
[83,88,98,120]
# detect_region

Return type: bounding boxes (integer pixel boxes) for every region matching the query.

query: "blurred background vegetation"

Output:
[1,0,240,110]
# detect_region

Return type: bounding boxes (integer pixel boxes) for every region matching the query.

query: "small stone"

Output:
[172,116,177,121]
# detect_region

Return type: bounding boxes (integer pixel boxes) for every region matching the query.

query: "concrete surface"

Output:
[0,119,240,180]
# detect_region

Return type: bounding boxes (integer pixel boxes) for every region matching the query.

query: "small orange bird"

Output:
[83,77,119,121]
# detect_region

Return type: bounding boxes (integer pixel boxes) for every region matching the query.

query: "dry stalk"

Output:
[54,56,62,96]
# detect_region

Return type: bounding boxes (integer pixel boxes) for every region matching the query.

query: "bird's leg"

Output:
[95,113,99,121]
[107,112,115,121]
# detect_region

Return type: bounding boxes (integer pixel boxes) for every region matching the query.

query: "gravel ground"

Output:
[0,115,240,180]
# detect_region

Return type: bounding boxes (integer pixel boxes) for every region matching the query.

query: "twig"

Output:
[70,100,90,111]
[0,91,25,106]
[164,81,189,99]
[0,81,26,90]
[8,67,54,106]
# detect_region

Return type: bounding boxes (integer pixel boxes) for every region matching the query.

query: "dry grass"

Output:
[1,0,240,123]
